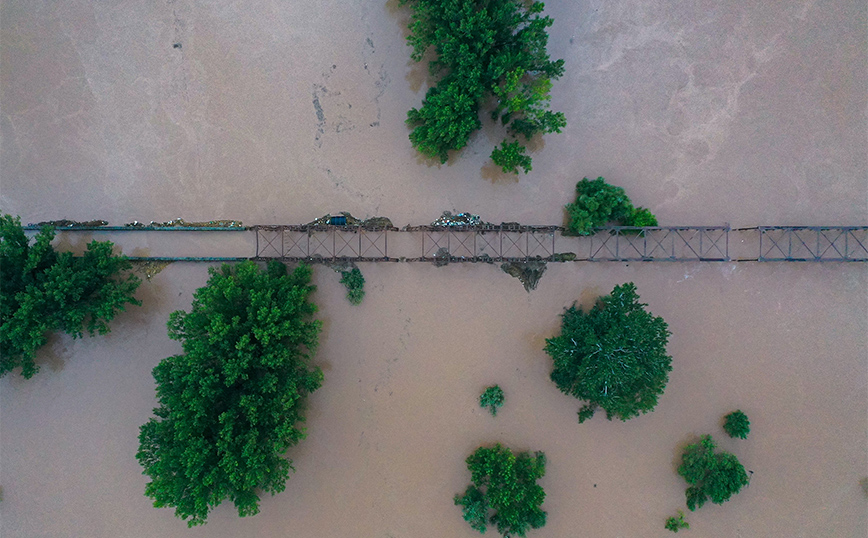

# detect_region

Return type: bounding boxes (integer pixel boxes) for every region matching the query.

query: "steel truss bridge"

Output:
[250,224,866,263]
[24,223,868,263]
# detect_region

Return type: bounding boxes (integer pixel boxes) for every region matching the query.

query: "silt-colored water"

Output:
[1,1,866,537]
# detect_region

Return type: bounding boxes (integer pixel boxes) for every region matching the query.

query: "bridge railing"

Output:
[755,226,868,262]
[251,224,398,262]
[24,222,868,263]
[585,226,730,262]
[250,224,734,263]
[407,224,560,262]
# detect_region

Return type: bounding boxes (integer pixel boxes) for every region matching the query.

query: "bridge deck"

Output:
[24,224,868,263]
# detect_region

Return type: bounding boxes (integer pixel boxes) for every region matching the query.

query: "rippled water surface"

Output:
[2,1,866,537]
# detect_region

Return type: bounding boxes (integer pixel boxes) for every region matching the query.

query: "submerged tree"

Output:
[664,510,690,532]
[723,410,750,439]
[455,444,547,537]
[563,177,658,235]
[677,435,749,511]
[137,261,323,526]
[545,283,672,423]
[491,140,533,174]
[0,214,141,378]
[401,0,566,173]
[339,266,366,305]
[480,385,505,416]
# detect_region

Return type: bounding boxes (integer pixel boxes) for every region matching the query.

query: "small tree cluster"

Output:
[545,283,672,423]
[401,0,566,173]
[723,410,750,439]
[480,385,505,416]
[455,444,547,537]
[664,510,690,532]
[137,261,323,526]
[564,177,658,235]
[1,214,141,378]
[678,435,749,511]
[491,140,533,174]
[339,267,365,305]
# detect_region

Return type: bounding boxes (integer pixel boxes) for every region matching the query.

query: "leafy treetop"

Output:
[664,510,690,533]
[401,0,566,173]
[480,384,505,416]
[455,443,547,537]
[723,410,750,439]
[491,140,533,174]
[545,282,672,423]
[564,177,658,235]
[137,261,323,526]
[677,435,749,511]
[0,214,141,378]
[339,267,365,305]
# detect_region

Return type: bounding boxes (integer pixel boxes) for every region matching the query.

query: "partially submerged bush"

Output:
[677,435,749,511]
[1,214,141,378]
[455,444,547,537]
[546,283,672,423]
[623,206,659,228]
[340,267,365,305]
[563,177,657,235]
[480,385,505,416]
[137,261,323,526]
[491,140,533,174]
[723,410,750,439]
[664,510,690,532]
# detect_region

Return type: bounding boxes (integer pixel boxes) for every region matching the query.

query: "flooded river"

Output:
[2,1,866,537]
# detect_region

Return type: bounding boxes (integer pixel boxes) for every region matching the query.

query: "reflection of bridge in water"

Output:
[25,224,868,263]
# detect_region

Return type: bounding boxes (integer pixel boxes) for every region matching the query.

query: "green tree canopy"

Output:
[545,282,672,423]
[455,444,547,537]
[480,384,505,416]
[664,509,690,532]
[563,177,659,235]
[401,0,566,172]
[136,261,323,526]
[491,140,533,174]
[723,410,750,439]
[677,435,749,511]
[339,266,365,305]
[0,214,141,378]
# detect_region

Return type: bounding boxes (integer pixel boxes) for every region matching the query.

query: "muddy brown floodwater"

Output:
[1,1,866,537]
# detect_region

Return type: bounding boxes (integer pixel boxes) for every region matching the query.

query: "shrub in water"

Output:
[480,385,505,416]
[455,444,547,537]
[340,267,365,305]
[664,510,690,532]
[677,435,749,511]
[563,177,658,235]
[723,410,750,439]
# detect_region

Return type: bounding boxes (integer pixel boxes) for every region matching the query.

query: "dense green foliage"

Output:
[339,267,366,305]
[664,510,690,532]
[0,214,141,378]
[624,206,659,228]
[563,177,659,235]
[723,410,750,439]
[480,385,505,416]
[545,283,672,423]
[491,140,533,174]
[136,261,323,526]
[677,435,749,511]
[455,444,547,537]
[401,0,565,172]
